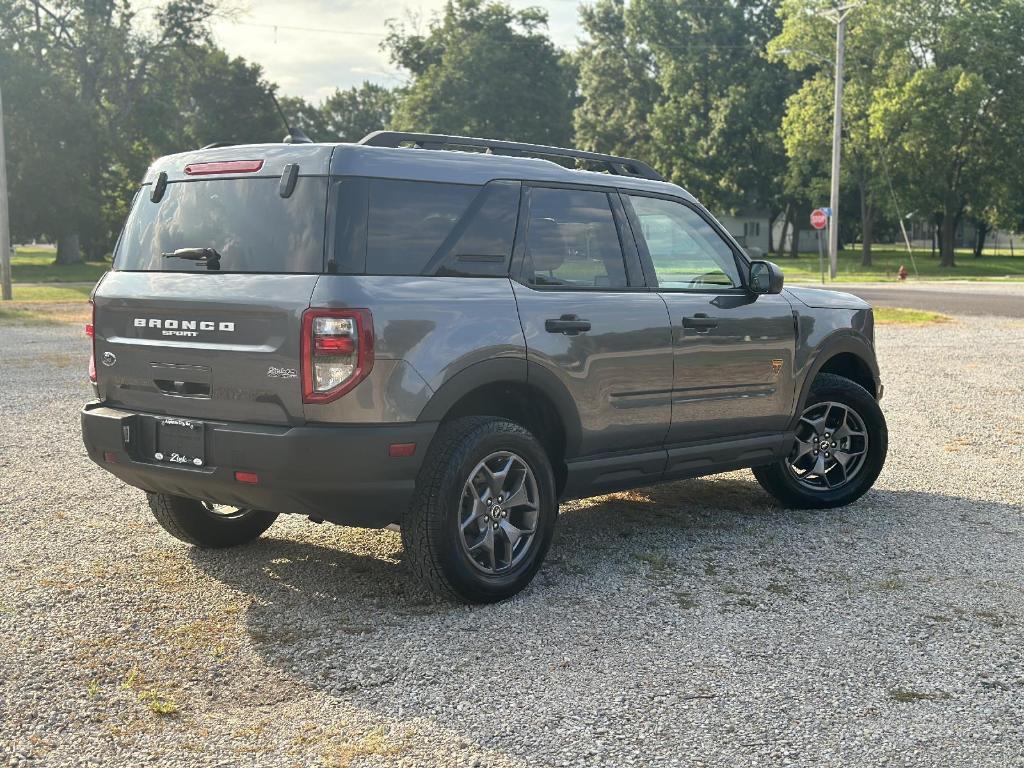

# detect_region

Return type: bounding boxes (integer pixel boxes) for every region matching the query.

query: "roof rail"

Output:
[358,131,664,182]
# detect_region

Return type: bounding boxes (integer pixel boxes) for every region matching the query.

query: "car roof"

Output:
[143,142,695,202]
[330,144,694,200]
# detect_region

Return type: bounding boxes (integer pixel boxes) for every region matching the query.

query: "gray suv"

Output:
[82,132,887,602]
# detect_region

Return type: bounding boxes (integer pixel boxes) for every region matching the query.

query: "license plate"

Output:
[155,418,205,467]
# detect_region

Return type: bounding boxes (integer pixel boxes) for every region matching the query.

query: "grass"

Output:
[874,307,952,325]
[780,247,1024,282]
[322,727,410,768]
[888,688,953,703]
[139,689,180,716]
[121,665,180,717]
[0,306,64,325]
[635,551,671,571]
[10,247,111,283]
[10,283,92,301]
[878,576,907,591]
[0,302,91,325]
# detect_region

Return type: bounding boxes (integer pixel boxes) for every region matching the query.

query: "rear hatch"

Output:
[93,145,334,425]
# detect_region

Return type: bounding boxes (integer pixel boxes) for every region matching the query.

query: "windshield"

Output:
[114,177,327,273]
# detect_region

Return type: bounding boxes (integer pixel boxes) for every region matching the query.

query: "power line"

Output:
[228,21,388,38]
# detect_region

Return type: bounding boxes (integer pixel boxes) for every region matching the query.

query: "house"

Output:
[719,209,771,254]
[773,218,825,255]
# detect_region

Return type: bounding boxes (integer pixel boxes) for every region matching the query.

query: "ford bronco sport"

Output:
[82,131,887,602]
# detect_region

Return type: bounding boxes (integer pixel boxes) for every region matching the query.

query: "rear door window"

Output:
[114,177,328,273]
[523,187,629,289]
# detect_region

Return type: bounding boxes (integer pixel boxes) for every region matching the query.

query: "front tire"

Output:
[147,493,278,548]
[753,373,887,509]
[402,416,558,603]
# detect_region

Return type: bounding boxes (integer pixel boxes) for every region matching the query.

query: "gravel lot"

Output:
[2,314,1023,767]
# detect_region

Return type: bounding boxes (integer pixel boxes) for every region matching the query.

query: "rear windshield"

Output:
[114,177,327,273]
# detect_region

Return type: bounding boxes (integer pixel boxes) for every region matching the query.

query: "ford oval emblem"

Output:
[101,351,117,367]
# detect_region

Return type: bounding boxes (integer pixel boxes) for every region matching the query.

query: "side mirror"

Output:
[748,260,784,295]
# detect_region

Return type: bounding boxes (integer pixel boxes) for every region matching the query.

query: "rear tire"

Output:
[402,416,558,603]
[147,493,278,548]
[753,373,887,509]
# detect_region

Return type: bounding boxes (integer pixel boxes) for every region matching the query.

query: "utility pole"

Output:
[0,84,11,301]
[823,3,858,280]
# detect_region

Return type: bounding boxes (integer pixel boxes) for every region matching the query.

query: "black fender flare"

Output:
[791,332,879,428]
[416,357,584,459]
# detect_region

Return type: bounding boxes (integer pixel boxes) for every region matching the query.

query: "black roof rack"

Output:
[358,131,664,182]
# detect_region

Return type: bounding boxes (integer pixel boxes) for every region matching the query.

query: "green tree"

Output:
[0,1,293,261]
[873,0,1024,267]
[0,0,226,262]
[384,0,575,145]
[279,95,330,143]
[318,82,397,143]
[627,0,795,222]
[775,0,1024,268]
[771,0,895,266]
[573,0,660,161]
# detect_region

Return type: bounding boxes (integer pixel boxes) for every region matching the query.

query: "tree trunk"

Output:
[859,181,873,267]
[939,205,956,268]
[789,212,802,259]
[767,208,781,254]
[973,221,988,258]
[777,203,792,256]
[55,234,83,265]
[934,214,943,259]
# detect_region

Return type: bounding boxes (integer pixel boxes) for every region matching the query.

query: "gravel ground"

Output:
[2,315,1023,767]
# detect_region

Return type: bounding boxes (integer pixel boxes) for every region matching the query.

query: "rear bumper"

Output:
[81,402,437,527]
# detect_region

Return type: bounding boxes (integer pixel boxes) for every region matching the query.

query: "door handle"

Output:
[682,313,718,333]
[545,315,592,335]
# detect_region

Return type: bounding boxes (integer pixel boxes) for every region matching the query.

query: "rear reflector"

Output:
[314,335,356,355]
[388,443,417,458]
[234,471,260,485]
[184,159,264,176]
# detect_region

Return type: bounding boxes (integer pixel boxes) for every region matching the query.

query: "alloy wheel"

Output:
[787,401,869,492]
[458,451,540,574]
[201,501,247,518]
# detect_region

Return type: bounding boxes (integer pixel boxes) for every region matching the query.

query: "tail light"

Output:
[301,308,374,403]
[86,301,96,383]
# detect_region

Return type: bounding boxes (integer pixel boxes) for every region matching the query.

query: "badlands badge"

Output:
[771,359,784,376]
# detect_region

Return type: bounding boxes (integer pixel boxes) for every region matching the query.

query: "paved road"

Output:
[801,282,1024,317]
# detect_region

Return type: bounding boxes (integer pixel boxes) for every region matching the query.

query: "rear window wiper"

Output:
[162,247,221,271]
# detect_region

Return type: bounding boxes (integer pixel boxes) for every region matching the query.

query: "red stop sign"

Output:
[811,209,828,230]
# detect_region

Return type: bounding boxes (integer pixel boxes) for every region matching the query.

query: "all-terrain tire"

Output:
[402,416,558,603]
[147,493,278,548]
[753,373,887,509]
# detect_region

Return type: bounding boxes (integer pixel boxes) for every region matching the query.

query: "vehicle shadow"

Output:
[185,475,1024,763]
[187,476,795,620]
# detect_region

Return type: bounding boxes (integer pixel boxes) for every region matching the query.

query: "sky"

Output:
[208,0,583,103]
